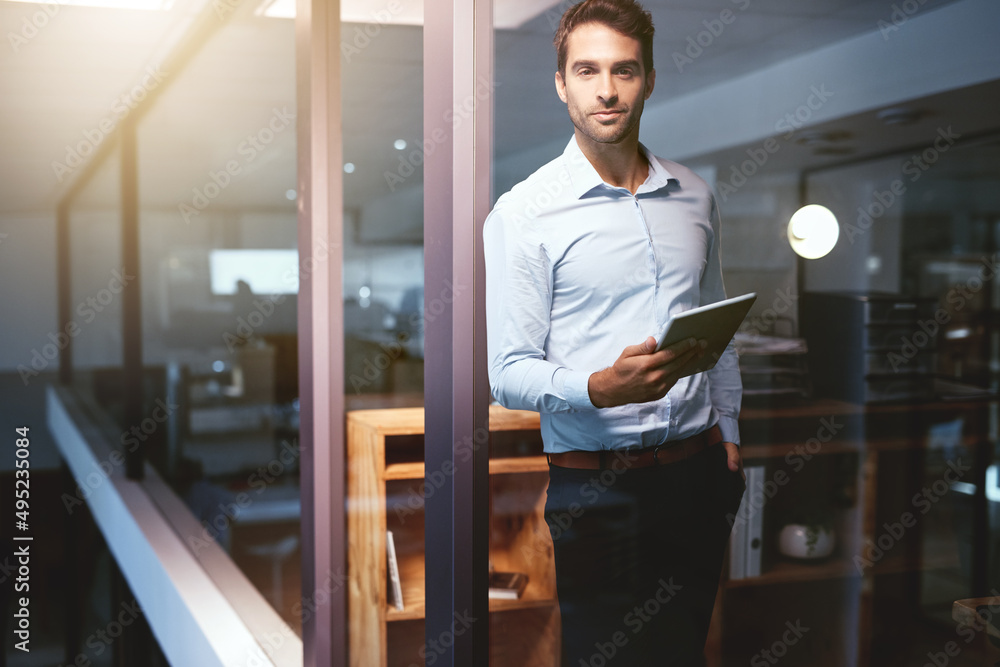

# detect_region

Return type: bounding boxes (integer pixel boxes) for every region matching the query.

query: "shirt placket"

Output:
[630,194,674,440]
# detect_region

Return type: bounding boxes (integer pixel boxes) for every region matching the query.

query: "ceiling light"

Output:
[285,189,297,200]
[788,205,839,259]
[795,130,851,147]
[394,139,407,150]
[344,162,355,174]
[876,107,922,126]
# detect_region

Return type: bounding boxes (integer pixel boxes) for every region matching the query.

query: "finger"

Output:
[656,345,701,373]
[652,337,700,363]
[620,336,659,358]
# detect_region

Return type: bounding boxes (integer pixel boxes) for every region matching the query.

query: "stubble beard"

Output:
[570,95,644,146]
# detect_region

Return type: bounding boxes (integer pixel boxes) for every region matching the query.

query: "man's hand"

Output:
[587,336,706,408]
[723,441,744,482]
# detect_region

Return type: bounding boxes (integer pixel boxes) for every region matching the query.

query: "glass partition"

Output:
[340,6,426,666]
[68,143,124,399]
[133,7,301,631]
[488,1,999,666]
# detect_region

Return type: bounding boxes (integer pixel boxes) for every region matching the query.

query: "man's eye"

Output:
[617,69,633,77]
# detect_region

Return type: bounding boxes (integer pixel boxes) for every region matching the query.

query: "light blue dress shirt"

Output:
[484,134,742,453]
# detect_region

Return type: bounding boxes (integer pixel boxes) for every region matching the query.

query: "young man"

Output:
[484,0,746,664]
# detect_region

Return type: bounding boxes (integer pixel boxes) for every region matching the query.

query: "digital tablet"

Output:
[655,292,757,378]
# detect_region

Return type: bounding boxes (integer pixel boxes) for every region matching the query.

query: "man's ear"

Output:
[644,67,656,100]
[554,70,568,103]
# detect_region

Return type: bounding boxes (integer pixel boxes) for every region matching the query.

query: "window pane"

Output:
[489,1,998,666]
[135,8,301,633]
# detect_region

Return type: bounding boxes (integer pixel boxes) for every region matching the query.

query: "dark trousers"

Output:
[544,439,746,667]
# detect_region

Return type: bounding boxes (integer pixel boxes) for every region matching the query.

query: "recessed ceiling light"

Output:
[795,130,851,147]
[876,107,922,126]
[285,189,297,200]
[344,162,355,174]
[812,146,856,156]
[394,139,407,150]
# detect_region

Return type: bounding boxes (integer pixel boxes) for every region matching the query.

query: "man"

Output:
[483,0,746,664]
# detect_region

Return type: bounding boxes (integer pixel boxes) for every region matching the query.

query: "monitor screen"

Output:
[209,249,300,295]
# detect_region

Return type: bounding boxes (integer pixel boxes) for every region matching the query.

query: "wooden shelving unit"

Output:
[348,399,989,667]
[347,405,557,667]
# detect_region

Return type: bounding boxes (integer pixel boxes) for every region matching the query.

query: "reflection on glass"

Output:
[341,4,425,666]
[133,7,302,633]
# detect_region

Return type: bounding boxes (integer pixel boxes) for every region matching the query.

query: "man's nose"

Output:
[597,73,618,104]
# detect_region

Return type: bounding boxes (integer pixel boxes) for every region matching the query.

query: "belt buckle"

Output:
[652,443,666,465]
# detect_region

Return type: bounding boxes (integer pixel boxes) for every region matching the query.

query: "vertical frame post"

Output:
[296,0,346,665]
[424,0,493,664]
[121,120,143,481]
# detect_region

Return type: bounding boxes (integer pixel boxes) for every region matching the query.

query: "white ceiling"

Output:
[0,0,988,220]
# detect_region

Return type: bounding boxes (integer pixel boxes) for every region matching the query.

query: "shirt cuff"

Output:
[562,369,596,411]
[716,415,740,447]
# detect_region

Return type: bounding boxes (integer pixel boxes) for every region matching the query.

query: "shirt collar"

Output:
[562,133,677,199]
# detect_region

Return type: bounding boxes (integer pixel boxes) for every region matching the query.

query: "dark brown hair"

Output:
[554,0,655,76]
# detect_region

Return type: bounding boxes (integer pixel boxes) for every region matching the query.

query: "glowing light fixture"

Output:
[787,204,839,259]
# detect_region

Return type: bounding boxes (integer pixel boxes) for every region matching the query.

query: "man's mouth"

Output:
[592,109,624,120]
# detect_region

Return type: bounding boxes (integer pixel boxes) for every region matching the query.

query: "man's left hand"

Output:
[723,441,744,482]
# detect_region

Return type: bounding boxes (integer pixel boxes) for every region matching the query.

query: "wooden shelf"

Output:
[348,404,539,436]
[386,551,557,622]
[385,456,548,480]
[726,556,859,589]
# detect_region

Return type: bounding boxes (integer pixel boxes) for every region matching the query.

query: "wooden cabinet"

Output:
[347,399,989,666]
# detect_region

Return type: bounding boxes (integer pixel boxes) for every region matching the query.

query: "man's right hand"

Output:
[587,336,706,409]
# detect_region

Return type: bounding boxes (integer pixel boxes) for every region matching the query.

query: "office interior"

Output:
[1,0,1000,665]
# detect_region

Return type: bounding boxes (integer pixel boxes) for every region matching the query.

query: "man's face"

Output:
[555,22,655,146]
